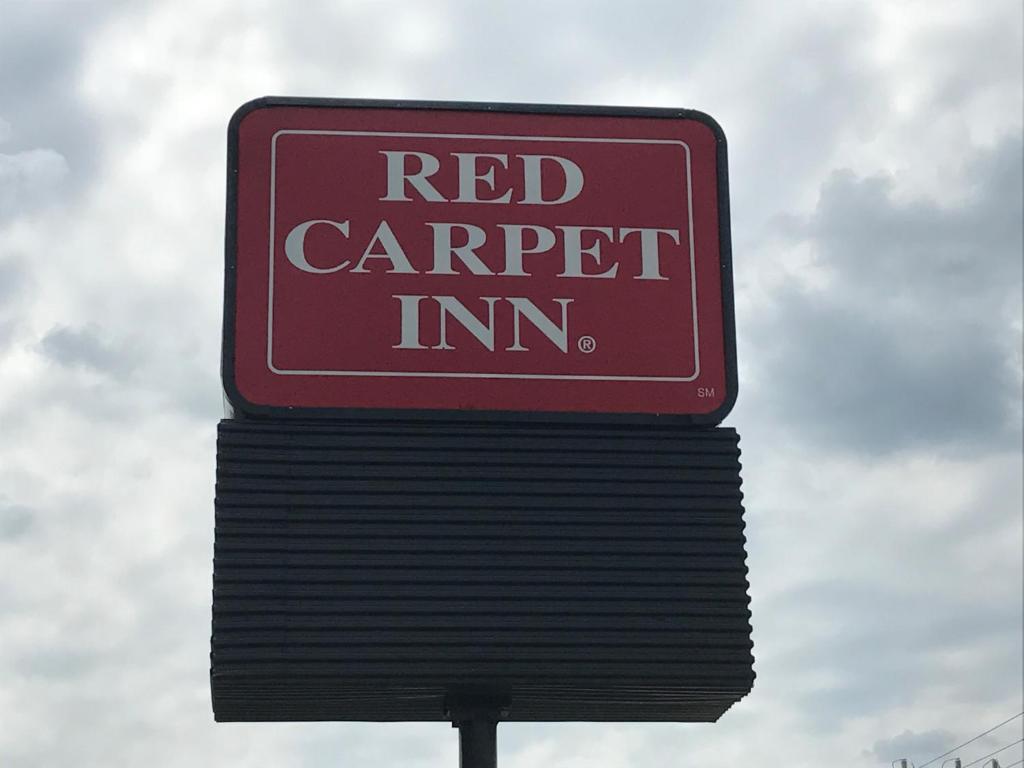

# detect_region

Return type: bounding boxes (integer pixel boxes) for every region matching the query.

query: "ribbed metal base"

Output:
[211,419,754,722]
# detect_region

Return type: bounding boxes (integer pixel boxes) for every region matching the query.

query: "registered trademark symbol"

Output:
[577,335,597,354]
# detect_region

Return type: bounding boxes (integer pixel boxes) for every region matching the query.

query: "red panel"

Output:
[227,101,734,418]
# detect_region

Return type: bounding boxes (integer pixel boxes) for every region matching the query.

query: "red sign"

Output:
[224,99,736,421]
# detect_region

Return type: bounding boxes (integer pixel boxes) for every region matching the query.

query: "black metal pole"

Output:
[457,716,498,768]
[448,691,506,768]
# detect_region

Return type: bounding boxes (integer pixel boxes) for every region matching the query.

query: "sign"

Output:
[213,101,755,748]
[223,98,736,421]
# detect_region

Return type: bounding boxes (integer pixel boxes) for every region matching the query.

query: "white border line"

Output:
[267,130,700,382]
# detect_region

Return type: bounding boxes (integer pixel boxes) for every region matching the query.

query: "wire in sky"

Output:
[962,738,1024,768]
[917,712,1024,768]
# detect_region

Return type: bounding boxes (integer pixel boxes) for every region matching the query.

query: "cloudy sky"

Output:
[1,1,1022,766]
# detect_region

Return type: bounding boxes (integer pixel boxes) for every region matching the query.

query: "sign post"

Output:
[213,98,752,766]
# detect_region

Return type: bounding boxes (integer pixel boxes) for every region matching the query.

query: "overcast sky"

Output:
[1,1,1021,766]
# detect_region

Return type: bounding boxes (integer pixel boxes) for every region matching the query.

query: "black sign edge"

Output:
[221,96,738,426]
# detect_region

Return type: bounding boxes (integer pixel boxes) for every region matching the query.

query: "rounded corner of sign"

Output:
[221,371,269,419]
[684,110,728,146]
[701,384,738,426]
[228,97,276,134]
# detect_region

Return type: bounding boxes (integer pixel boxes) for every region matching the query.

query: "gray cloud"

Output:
[38,324,139,378]
[916,7,1023,116]
[0,502,35,540]
[21,321,221,426]
[867,729,957,763]
[0,257,30,352]
[0,145,69,223]
[770,578,1023,729]
[723,5,887,218]
[745,134,1023,455]
[0,256,28,306]
[429,1,736,99]
[0,2,135,197]
[264,0,738,102]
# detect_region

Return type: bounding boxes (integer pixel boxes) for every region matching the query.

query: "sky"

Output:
[0,1,1021,766]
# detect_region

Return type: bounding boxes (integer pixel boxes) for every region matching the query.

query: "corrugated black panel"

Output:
[211,420,754,722]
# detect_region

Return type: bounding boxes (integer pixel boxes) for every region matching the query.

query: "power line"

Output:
[918,713,1024,768]
[962,738,1024,767]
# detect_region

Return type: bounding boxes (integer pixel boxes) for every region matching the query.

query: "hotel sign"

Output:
[223,98,736,421]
